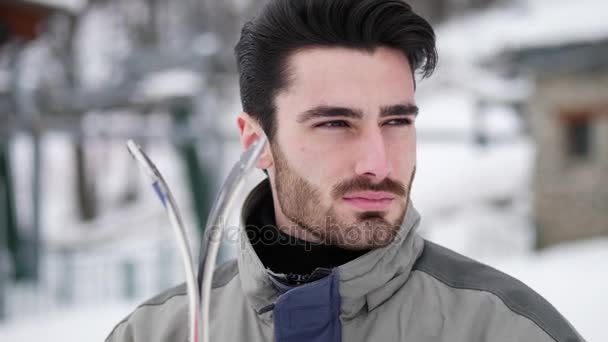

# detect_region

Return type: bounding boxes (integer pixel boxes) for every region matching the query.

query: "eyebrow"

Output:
[296,103,419,123]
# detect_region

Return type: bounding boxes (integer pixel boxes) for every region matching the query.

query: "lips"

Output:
[343,191,395,211]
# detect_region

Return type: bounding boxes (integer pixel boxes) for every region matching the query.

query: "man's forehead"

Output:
[276,46,416,119]
[284,46,412,81]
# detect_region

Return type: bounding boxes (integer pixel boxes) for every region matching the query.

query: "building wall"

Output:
[0,2,53,42]
[529,70,608,248]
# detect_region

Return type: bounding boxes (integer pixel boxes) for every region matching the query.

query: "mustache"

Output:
[331,176,407,199]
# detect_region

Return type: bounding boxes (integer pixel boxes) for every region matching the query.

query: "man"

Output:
[107,0,584,341]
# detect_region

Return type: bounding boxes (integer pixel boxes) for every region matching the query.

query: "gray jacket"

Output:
[106,180,584,342]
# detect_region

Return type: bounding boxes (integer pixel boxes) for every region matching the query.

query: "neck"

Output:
[248,223,369,276]
[245,180,369,277]
[272,199,324,245]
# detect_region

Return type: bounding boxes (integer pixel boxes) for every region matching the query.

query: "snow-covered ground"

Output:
[0,300,137,341]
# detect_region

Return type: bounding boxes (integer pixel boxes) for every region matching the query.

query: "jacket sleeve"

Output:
[105,284,189,342]
[105,318,135,342]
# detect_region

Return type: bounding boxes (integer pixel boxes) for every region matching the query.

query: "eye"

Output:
[383,118,413,126]
[315,120,350,129]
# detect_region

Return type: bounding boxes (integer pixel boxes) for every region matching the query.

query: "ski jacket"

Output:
[106,179,584,342]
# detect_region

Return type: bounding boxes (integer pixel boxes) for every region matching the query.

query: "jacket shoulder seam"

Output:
[413,267,559,342]
[412,240,581,342]
[105,260,239,341]
[105,288,187,341]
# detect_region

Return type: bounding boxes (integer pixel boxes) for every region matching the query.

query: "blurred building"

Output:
[506,38,608,248]
[1,0,78,282]
[434,0,608,248]
[1,0,256,321]
[0,1,55,42]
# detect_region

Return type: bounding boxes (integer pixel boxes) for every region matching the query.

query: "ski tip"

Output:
[126,139,141,158]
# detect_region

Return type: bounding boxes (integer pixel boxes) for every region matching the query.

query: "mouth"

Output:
[342,191,395,211]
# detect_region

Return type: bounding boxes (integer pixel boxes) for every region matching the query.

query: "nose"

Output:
[354,127,392,182]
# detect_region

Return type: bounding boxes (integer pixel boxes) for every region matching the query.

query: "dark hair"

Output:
[235,0,437,141]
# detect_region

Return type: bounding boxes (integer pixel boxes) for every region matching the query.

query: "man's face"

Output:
[268,46,417,250]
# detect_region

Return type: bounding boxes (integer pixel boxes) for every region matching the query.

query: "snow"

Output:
[413,139,533,217]
[133,69,204,102]
[26,0,87,13]
[416,89,478,135]
[0,301,136,341]
[412,87,532,217]
[438,0,608,62]
[75,5,131,89]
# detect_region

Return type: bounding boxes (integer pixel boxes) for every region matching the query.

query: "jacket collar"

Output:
[237,179,424,320]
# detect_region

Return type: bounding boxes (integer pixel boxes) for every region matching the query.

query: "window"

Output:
[562,111,593,159]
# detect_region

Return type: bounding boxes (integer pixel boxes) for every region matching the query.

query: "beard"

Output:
[271,142,415,250]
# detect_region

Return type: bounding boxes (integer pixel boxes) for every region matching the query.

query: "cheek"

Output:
[388,137,416,173]
[306,145,348,179]
[286,140,351,186]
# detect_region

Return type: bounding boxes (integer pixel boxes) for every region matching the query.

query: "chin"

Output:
[328,223,398,250]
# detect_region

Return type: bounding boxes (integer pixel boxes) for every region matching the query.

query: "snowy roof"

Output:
[132,69,203,102]
[504,37,608,74]
[23,0,86,13]
[437,0,608,63]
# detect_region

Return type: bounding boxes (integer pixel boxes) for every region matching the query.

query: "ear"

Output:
[236,112,273,170]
